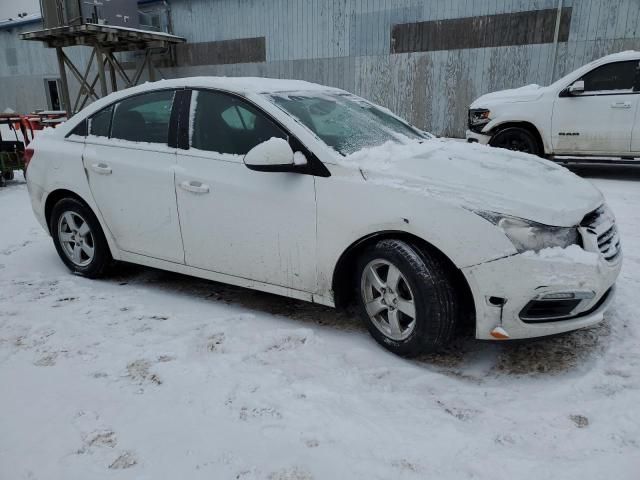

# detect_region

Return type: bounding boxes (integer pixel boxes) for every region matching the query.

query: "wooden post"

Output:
[55,47,72,115]
[147,53,156,82]
[95,45,108,96]
[108,50,118,92]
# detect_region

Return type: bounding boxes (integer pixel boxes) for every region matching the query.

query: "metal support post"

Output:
[55,47,72,115]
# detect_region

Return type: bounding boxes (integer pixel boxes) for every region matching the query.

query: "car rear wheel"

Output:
[50,198,112,278]
[489,127,540,155]
[356,239,460,356]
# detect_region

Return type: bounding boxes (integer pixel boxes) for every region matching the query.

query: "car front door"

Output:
[174,89,317,292]
[551,60,640,155]
[83,89,185,263]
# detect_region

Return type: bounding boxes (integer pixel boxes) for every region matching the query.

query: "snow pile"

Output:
[470,84,545,107]
[341,138,428,171]
[341,138,603,226]
[521,244,600,265]
[243,137,291,165]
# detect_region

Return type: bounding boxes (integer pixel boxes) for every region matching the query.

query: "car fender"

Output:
[481,108,553,154]
[314,165,517,299]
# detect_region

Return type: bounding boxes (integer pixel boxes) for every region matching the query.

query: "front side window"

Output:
[580,61,640,93]
[89,105,113,138]
[190,90,286,155]
[267,91,427,155]
[111,90,175,144]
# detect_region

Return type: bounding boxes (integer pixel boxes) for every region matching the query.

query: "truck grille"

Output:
[581,206,621,261]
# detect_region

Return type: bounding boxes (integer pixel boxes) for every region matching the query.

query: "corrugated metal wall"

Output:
[2,0,640,136]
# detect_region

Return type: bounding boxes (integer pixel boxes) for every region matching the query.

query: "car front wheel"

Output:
[356,239,460,356]
[50,198,112,278]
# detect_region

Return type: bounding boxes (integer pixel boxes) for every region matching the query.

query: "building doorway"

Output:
[44,78,61,111]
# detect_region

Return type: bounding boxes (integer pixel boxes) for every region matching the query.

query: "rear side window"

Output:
[89,105,113,137]
[580,61,640,93]
[111,90,175,144]
[69,119,88,137]
[190,90,286,155]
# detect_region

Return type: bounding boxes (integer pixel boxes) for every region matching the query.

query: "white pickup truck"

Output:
[466,51,640,162]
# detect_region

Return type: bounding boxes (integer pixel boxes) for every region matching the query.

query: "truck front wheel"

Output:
[489,127,541,156]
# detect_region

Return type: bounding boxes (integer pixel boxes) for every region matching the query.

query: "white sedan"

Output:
[25,77,622,356]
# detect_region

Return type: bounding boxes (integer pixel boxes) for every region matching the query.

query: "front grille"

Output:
[580,206,621,261]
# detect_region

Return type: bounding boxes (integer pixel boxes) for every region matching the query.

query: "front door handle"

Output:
[611,102,632,109]
[179,180,210,194]
[90,163,112,174]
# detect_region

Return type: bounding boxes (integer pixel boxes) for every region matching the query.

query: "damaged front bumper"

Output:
[462,249,621,340]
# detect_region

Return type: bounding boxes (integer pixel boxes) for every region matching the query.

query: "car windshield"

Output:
[267,91,430,155]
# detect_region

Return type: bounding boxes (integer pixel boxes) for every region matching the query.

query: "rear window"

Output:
[111,90,175,144]
[89,105,113,137]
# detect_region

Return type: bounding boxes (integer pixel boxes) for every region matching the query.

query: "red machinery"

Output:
[0,111,66,185]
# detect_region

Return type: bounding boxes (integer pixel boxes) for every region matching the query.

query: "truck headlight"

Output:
[469,108,491,127]
[476,211,579,253]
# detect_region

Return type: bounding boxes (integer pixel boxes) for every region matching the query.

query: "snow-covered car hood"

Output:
[470,84,547,107]
[343,139,603,227]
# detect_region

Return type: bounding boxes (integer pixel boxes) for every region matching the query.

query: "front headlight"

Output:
[469,108,491,127]
[476,211,579,253]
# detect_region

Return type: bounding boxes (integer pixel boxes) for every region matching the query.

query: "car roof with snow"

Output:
[590,50,640,63]
[128,76,341,96]
[55,76,344,135]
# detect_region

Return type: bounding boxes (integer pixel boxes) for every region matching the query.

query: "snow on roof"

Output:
[595,50,640,62]
[56,76,343,136]
[0,12,41,30]
[572,50,640,74]
[138,76,343,95]
[82,23,183,39]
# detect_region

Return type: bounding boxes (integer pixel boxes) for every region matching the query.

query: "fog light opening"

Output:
[488,296,506,306]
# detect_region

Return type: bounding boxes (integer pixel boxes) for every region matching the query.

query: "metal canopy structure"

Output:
[20,24,185,116]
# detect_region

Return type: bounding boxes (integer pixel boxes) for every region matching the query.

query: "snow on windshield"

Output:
[267,91,427,155]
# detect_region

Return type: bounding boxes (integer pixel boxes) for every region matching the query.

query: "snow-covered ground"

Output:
[1,167,639,480]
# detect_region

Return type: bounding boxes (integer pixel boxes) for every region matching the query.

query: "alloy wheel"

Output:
[57,211,95,267]
[360,259,417,341]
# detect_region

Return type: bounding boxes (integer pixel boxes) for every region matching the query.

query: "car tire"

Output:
[2,170,14,181]
[489,127,541,155]
[356,239,460,356]
[50,198,112,278]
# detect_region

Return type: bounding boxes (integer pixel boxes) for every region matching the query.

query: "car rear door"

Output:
[552,60,640,155]
[174,89,318,292]
[82,89,185,263]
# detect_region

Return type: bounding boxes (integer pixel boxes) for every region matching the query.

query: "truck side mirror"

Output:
[568,80,585,95]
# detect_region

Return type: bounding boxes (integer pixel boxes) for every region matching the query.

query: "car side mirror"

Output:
[243,138,298,172]
[568,80,585,95]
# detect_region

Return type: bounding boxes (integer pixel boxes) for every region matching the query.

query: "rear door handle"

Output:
[90,162,112,174]
[611,102,632,109]
[179,180,210,194]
